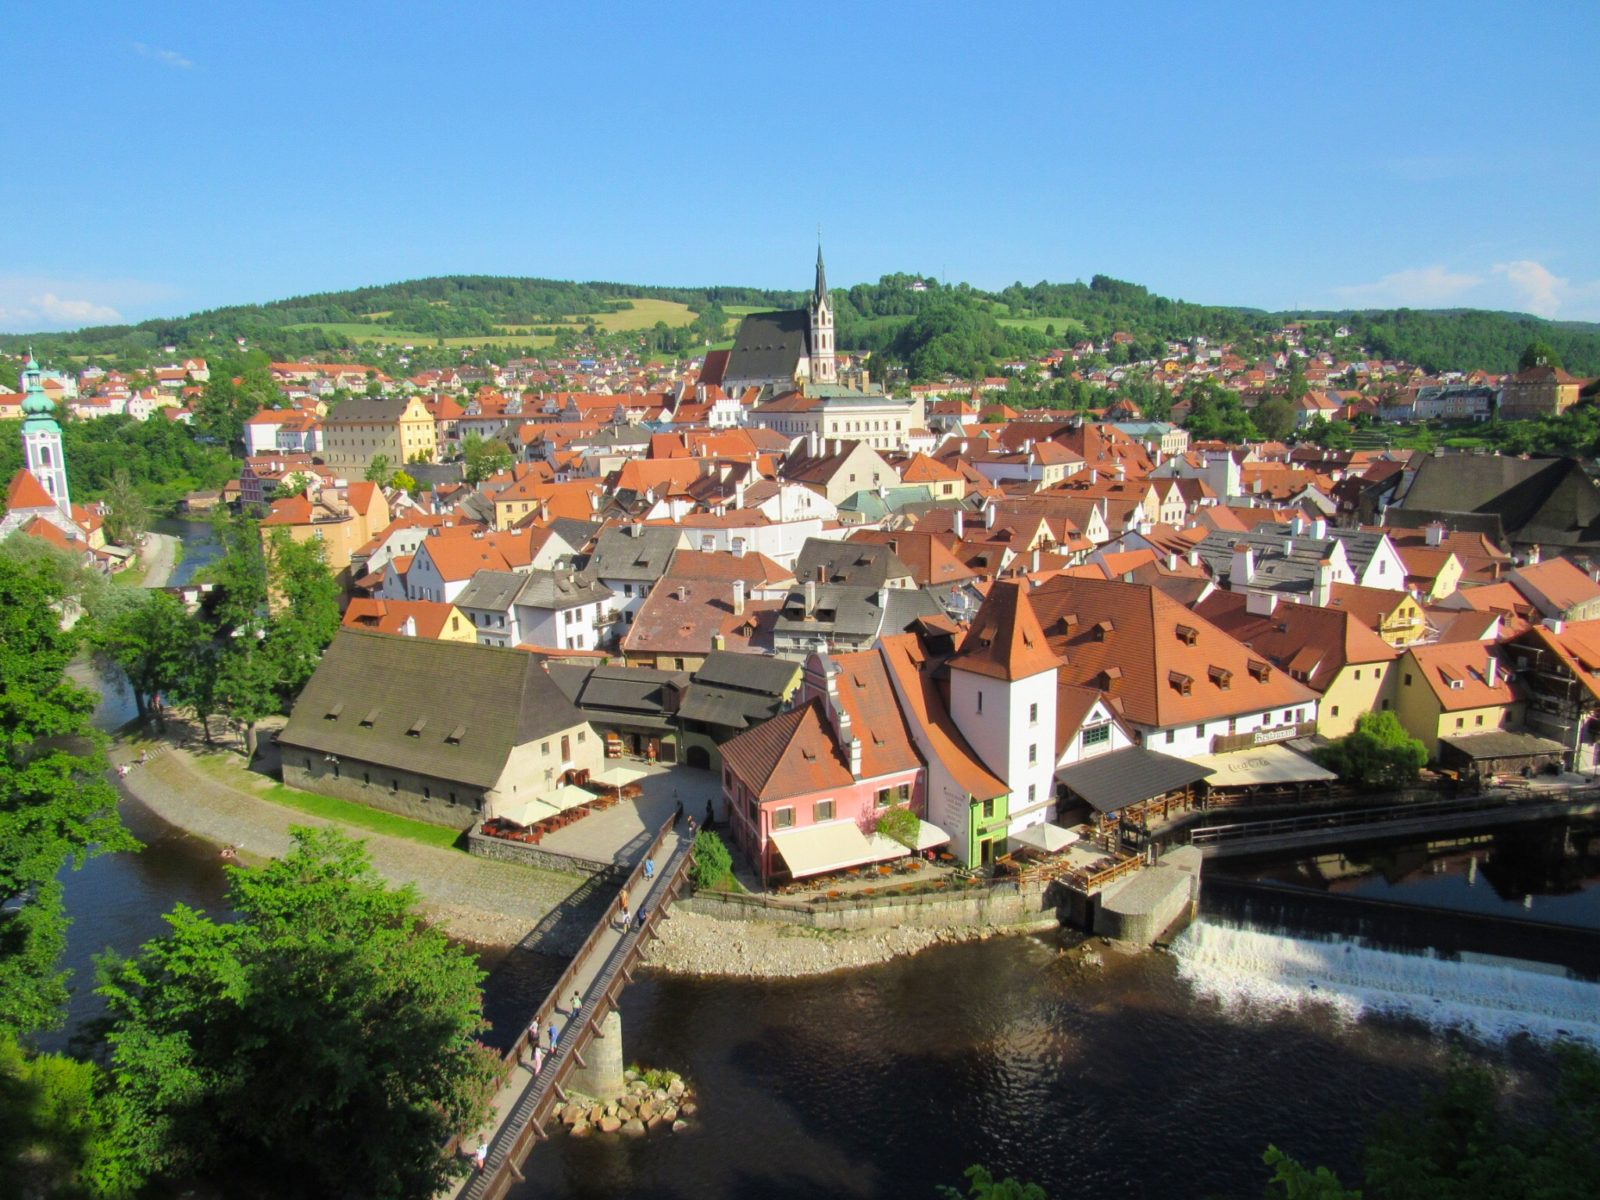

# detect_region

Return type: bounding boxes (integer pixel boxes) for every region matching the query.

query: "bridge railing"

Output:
[458,814,695,1199]
[1188,786,1598,846]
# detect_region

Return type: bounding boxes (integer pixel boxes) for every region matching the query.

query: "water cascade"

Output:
[1172,918,1600,1046]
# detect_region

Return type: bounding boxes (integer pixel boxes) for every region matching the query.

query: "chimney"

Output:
[1245,590,1278,616]
[1291,514,1306,536]
[1485,655,1498,687]
[1031,547,1041,573]
[402,615,417,637]
[1425,522,1445,547]
[1314,558,1333,607]
[733,578,745,615]
[1527,543,1542,565]
[1187,548,1200,567]
[1544,616,1565,634]
[953,509,964,539]
[849,736,863,779]
[1311,516,1327,538]
[804,579,817,615]
[1166,552,1178,571]
[1231,542,1255,586]
[712,632,726,651]
[734,481,745,509]
[985,503,997,530]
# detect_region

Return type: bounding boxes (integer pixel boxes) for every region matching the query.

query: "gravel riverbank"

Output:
[643,909,1056,978]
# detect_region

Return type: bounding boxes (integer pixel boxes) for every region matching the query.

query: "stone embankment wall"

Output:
[467,828,618,879]
[1093,846,1203,944]
[677,878,1059,931]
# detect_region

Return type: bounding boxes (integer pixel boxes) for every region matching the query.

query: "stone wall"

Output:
[467,828,619,879]
[676,879,1059,931]
[282,756,483,829]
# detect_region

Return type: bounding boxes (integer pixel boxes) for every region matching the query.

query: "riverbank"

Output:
[110,738,603,951]
[644,908,1061,978]
[138,531,181,588]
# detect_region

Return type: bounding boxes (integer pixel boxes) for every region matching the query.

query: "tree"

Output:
[1255,396,1298,441]
[99,469,149,548]
[1519,340,1562,372]
[364,453,394,486]
[461,433,513,485]
[89,590,193,729]
[1313,711,1427,790]
[0,555,137,1038]
[874,804,921,850]
[937,1164,1048,1200]
[0,1031,127,1198]
[391,468,419,496]
[96,828,498,1199]
[689,829,733,891]
[1263,1145,1361,1199]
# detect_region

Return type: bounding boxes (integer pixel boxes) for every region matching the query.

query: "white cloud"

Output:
[1333,265,1484,308]
[1493,260,1566,319]
[0,277,177,332]
[133,42,193,69]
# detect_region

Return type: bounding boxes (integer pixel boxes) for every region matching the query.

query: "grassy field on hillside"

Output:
[995,315,1085,337]
[282,297,699,348]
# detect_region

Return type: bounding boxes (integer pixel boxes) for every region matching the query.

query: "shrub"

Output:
[1313,710,1428,789]
[688,830,732,891]
[874,804,921,849]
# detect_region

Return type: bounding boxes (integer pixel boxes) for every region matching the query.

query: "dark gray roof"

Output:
[725,308,810,384]
[693,649,801,696]
[1055,746,1214,814]
[1195,529,1339,593]
[514,569,613,611]
[775,584,944,643]
[585,525,680,582]
[546,662,689,730]
[1437,731,1567,760]
[279,631,586,789]
[549,518,602,555]
[1401,456,1600,549]
[324,396,413,425]
[454,569,524,613]
[794,536,914,588]
[677,684,776,730]
[1324,528,1388,573]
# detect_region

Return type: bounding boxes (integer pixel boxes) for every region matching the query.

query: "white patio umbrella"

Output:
[1011,824,1080,854]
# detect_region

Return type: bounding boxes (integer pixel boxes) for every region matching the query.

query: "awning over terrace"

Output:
[772,821,910,879]
[1187,743,1337,787]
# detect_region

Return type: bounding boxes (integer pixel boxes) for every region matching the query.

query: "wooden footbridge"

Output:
[1186,786,1600,859]
[445,815,697,1200]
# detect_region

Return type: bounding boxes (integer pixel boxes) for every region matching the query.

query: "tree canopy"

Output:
[1313,711,1428,790]
[96,827,497,1199]
[0,554,136,1038]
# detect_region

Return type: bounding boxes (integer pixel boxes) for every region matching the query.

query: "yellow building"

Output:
[1327,583,1429,646]
[259,481,391,592]
[1393,642,1523,760]
[321,395,436,478]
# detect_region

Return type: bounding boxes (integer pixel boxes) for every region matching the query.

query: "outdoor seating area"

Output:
[770,853,939,896]
[478,767,650,846]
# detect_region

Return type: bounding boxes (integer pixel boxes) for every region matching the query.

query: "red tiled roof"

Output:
[719,699,851,800]
[949,580,1062,681]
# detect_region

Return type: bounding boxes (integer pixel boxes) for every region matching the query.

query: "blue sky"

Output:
[5,1,1598,331]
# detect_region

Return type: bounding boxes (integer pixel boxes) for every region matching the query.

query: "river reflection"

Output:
[507,934,1552,1200]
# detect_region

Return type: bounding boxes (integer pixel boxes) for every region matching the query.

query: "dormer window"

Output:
[1176,624,1199,646]
[407,717,428,738]
[1247,659,1271,682]
[1208,666,1232,690]
[360,709,379,728]
[445,724,467,745]
[1168,671,1193,696]
[1093,619,1114,641]
[324,702,344,721]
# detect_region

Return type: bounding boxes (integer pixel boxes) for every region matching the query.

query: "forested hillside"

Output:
[5,271,1598,380]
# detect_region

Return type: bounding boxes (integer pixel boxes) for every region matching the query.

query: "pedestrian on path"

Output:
[570,989,581,1015]
[643,856,655,880]
[532,1045,545,1076]
[705,799,715,830]
[687,815,697,835]
[634,906,648,933]
[617,893,630,928]
[549,1019,560,1050]
[473,1141,488,1173]
[525,1016,539,1062]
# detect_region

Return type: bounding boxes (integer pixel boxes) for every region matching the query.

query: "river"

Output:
[53,652,1600,1194]
[150,515,223,586]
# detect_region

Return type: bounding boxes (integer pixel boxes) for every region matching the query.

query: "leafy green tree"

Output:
[462,433,513,485]
[391,468,419,496]
[261,530,341,700]
[269,471,313,501]
[96,828,498,1199]
[1255,396,1299,441]
[0,555,137,1038]
[1519,340,1561,371]
[1313,710,1428,789]
[89,590,193,729]
[1263,1145,1361,1198]
[99,469,149,547]
[364,453,394,486]
[689,829,733,890]
[937,1164,1047,1200]
[0,1031,127,1198]
[875,804,921,850]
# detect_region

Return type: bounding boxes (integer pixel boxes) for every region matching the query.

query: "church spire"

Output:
[814,242,829,309]
[807,241,836,385]
[19,349,70,516]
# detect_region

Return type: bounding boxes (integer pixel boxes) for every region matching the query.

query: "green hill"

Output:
[5,271,1599,381]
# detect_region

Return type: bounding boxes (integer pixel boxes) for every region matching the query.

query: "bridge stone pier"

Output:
[568,1009,624,1099]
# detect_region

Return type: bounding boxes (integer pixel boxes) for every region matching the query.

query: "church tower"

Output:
[808,243,837,385]
[20,354,71,516]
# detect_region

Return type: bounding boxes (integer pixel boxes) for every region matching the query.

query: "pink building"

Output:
[720,649,924,887]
